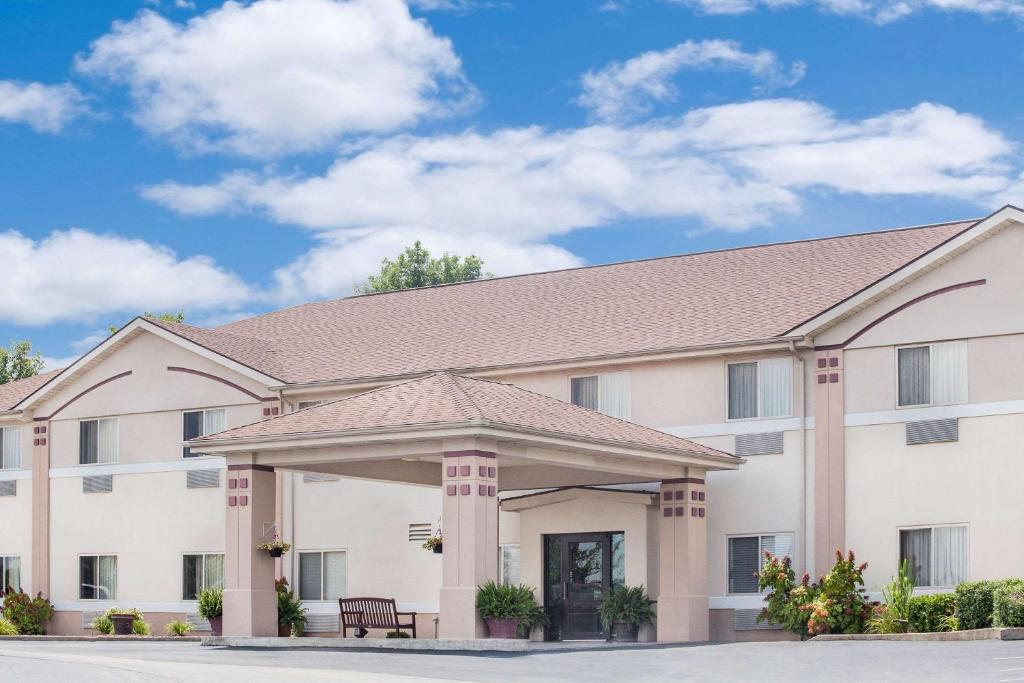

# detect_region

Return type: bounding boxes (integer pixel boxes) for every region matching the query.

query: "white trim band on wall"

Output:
[50,458,225,479]
[0,469,32,482]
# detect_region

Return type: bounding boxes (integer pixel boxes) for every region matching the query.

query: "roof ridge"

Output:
[446,373,490,421]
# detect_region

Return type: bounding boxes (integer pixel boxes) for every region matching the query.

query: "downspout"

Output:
[789,340,809,577]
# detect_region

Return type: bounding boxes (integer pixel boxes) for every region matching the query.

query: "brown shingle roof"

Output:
[200,372,735,459]
[0,369,64,411]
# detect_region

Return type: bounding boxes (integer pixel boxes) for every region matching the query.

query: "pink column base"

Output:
[656,595,710,643]
[222,588,278,637]
[439,587,486,639]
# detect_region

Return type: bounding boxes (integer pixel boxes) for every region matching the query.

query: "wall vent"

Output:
[304,614,341,633]
[187,469,221,489]
[733,608,780,631]
[735,432,784,457]
[409,523,433,543]
[0,481,15,497]
[906,418,958,445]
[186,613,211,631]
[303,473,341,483]
[83,475,113,494]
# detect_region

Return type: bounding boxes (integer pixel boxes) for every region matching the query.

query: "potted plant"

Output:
[257,535,292,558]
[422,533,443,554]
[599,585,656,642]
[476,581,539,639]
[198,587,224,636]
[109,612,136,635]
[275,578,307,637]
[90,607,151,636]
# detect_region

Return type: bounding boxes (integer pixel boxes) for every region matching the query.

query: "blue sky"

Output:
[1,0,1022,367]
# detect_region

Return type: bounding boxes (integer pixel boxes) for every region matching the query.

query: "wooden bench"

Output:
[339,597,417,638]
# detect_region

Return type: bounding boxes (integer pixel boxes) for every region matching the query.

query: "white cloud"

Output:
[668,0,1024,22]
[0,229,253,326]
[143,99,1014,300]
[75,0,476,156]
[0,81,86,133]
[578,40,805,121]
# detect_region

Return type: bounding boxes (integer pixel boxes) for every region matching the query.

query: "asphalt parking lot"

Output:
[1,638,1022,682]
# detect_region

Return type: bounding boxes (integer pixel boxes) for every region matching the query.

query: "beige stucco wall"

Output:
[0,421,33,592]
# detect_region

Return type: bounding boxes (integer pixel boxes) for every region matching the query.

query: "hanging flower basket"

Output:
[257,536,292,558]
[422,534,443,554]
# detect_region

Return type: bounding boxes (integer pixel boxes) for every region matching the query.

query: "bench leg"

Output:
[356,627,368,638]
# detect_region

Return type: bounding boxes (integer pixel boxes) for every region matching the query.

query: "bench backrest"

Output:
[339,597,399,628]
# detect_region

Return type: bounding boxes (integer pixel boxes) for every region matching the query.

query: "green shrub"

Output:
[599,585,656,628]
[867,560,915,634]
[165,619,193,637]
[91,615,114,635]
[909,593,956,632]
[385,630,411,638]
[275,578,307,636]
[475,581,539,621]
[993,580,1024,628]
[955,580,1001,630]
[0,589,53,635]
[197,588,223,621]
[0,616,18,636]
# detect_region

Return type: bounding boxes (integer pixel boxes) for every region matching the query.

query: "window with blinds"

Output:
[1,556,20,592]
[183,553,225,600]
[80,555,117,600]
[898,341,967,408]
[500,545,521,586]
[299,551,347,601]
[569,372,630,419]
[727,359,792,420]
[899,525,967,587]
[183,408,227,457]
[728,533,794,594]
[0,427,21,470]
[79,418,118,465]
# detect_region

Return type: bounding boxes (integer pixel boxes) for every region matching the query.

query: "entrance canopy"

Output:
[195,372,740,487]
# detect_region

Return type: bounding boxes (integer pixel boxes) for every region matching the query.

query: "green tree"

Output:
[356,241,491,294]
[108,311,185,335]
[0,341,44,385]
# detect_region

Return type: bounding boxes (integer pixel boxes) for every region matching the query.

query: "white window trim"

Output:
[0,426,21,470]
[296,548,348,602]
[725,532,795,596]
[567,371,631,420]
[77,553,118,601]
[78,418,119,467]
[895,340,969,410]
[181,551,225,601]
[725,358,794,422]
[181,408,227,458]
[896,523,969,589]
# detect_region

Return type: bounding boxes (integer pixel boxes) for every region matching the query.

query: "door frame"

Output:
[543,531,620,641]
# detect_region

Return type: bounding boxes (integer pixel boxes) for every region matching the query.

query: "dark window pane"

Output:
[728,363,758,420]
[728,536,760,593]
[900,529,932,587]
[898,347,931,406]
[183,555,202,600]
[79,421,98,465]
[80,556,96,600]
[183,411,203,457]
[570,376,599,411]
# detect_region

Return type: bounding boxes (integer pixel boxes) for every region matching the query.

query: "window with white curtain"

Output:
[79,555,117,599]
[182,553,225,600]
[898,341,968,407]
[182,409,227,457]
[1,556,21,592]
[299,551,347,601]
[0,427,21,470]
[728,533,794,594]
[79,419,118,465]
[899,525,967,587]
[569,372,630,419]
[500,545,521,586]
[727,358,793,420]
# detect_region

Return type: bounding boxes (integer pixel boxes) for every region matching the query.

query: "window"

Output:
[182,409,226,457]
[728,533,794,594]
[79,555,117,600]
[500,545,521,586]
[0,427,20,470]
[297,400,323,410]
[182,553,224,600]
[899,525,967,587]
[1,556,20,592]
[727,358,792,420]
[299,551,347,601]
[79,419,118,465]
[570,372,630,419]
[898,341,967,408]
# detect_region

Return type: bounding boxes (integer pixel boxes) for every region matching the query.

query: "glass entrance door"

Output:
[543,532,624,641]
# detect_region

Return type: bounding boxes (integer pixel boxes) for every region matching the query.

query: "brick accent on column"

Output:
[657,476,709,642]
[31,421,50,597]
[439,450,498,639]
[813,349,845,577]
[223,464,277,637]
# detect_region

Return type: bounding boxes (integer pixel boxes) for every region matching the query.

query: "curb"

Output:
[812,628,1024,642]
[0,635,203,642]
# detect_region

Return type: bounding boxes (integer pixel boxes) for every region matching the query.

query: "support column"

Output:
[223,462,277,637]
[439,449,498,639]
[657,473,708,643]
[31,421,50,597]
[813,349,845,576]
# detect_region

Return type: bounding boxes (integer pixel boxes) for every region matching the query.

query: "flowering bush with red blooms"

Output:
[758,549,876,638]
[0,588,54,635]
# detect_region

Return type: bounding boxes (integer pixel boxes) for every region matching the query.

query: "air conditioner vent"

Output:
[83,475,113,494]
[303,473,340,483]
[735,432,784,457]
[409,523,433,543]
[0,481,15,497]
[304,614,340,633]
[187,469,221,489]
[906,418,958,445]
[733,608,780,631]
